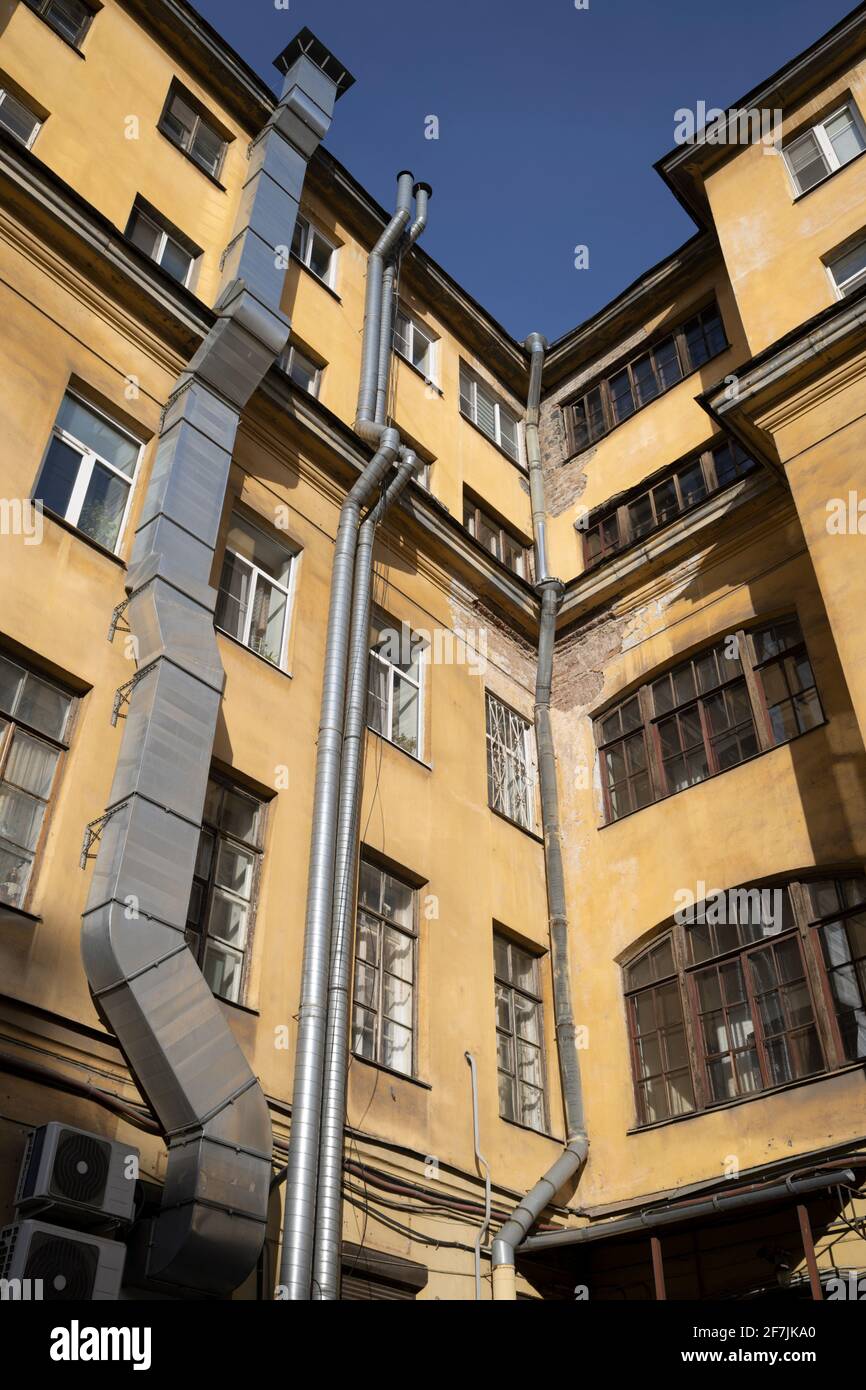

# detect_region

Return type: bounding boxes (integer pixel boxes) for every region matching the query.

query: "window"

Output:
[395,308,437,383]
[581,438,757,570]
[624,871,866,1125]
[367,609,424,757]
[568,303,728,451]
[783,102,866,196]
[809,876,866,1062]
[826,235,866,298]
[459,364,521,463]
[751,620,823,744]
[494,933,548,1132]
[352,857,417,1076]
[33,392,142,552]
[596,619,824,823]
[215,514,295,668]
[159,85,227,179]
[486,692,535,831]
[186,776,264,1004]
[596,694,652,821]
[24,0,92,47]
[291,213,337,288]
[463,495,532,579]
[127,203,199,287]
[625,937,695,1125]
[280,342,321,397]
[0,653,73,911]
[0,88,41,147]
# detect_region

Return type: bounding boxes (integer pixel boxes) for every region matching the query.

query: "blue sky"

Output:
[193,0,855,341]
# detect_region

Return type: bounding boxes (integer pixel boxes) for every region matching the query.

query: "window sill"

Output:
[489,803,544,845]
[578,463,761,575]
[0,901,42,925]
[396,353,443,396]
[599,718,829,830]
[289,251,341,303]
[216,627,293,679]
[502,1114,563,1144]
[350,1052,432,1091]
[157,128,227,191]
[368,727,432,771]
[627,1057,866,1135]
[792,148,866,203]
[459,409,526,474]
[216,996,260,1018]
[37,507,127,566]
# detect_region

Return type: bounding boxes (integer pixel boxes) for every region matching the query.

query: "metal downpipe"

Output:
[374,184,430,425]
[492,333,589,1299]
[356,171,414,443]
[279,427,400,1300]
[282,172,428,1300]
[312,448,420,1300]
[465,1051,492,1301]
[374,262,397,426]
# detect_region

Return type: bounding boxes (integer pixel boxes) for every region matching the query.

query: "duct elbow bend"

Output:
[407,181,432,244]
[354,420,401,455]
[491,1234,517,1269]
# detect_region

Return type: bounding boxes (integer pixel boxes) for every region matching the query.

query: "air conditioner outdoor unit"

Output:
[0,1220,126,1300]
[15,1123,139,1225]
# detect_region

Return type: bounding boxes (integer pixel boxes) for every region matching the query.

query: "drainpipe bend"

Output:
[492,334,589,1300]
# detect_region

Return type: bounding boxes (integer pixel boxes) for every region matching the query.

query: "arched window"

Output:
[623,870,866,1126]
[596,617,824,823]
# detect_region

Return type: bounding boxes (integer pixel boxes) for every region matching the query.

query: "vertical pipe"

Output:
[312,448,420,1300]
[492,333,588,1297]
[375,262,397,425]
[356,172,414,440]
[374,184,430,427]
[307,177,430,1300]
[465,1051,492,1301]
[283,170,424,1300]
[796,1203,824,1300]
[279,428,400,1300]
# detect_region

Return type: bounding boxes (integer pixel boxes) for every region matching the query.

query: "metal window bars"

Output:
[486,694,535,830]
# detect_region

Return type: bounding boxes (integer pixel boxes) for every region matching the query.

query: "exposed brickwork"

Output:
[553,609,632,714]
[537,322,653,519]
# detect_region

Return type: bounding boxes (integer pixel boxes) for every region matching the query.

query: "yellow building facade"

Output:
[0,0,865,1302]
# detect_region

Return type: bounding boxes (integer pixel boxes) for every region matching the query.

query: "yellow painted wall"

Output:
[0,0,254,306]
[550,495,866,1208]
[2,0,866,1303]
[703,55,866,354]
[540,262,749,582]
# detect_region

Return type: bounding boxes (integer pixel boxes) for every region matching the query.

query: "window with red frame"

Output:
[595,619,824,823]
[623,872,865,1125]
[580,438,757,572]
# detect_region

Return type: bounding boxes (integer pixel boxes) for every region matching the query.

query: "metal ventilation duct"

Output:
[80,33,351,1298]
[281,172,430,1299]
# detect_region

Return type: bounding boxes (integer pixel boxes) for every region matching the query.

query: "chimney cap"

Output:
[274,27,355,98]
